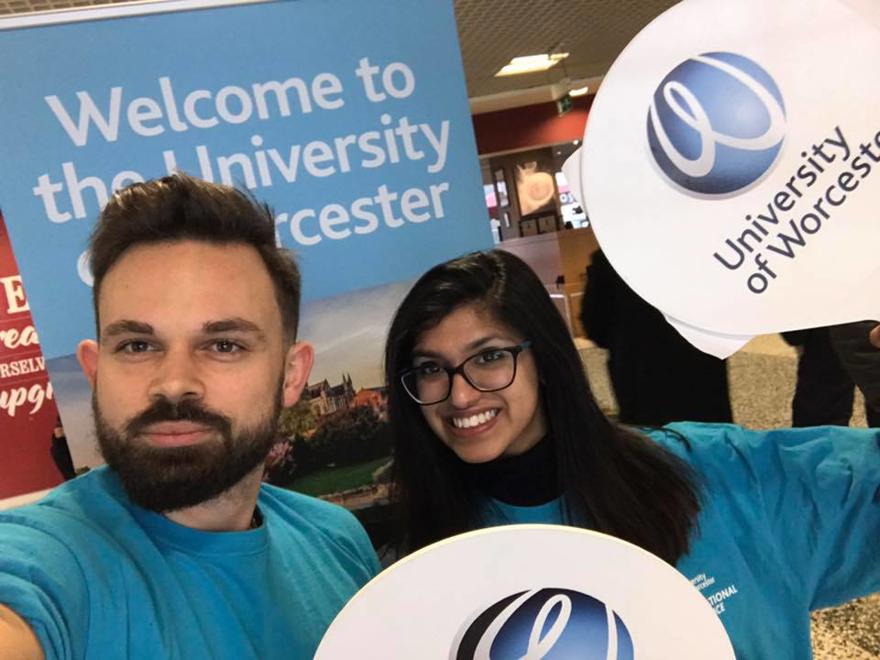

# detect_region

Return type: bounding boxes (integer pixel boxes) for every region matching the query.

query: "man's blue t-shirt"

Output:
[483,423,880,660]
[0,467,380,659]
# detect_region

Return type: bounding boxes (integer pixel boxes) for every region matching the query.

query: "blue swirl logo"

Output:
[454,587,634,659]
[647,52,786,195]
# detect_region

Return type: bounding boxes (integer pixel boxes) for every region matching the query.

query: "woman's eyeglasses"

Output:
[400,341,532,405]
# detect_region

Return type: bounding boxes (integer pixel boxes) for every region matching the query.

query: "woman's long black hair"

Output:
[384,250,701,565]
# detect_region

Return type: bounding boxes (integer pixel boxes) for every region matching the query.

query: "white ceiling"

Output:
[0,0,678,111]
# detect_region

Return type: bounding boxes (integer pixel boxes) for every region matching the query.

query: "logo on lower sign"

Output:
[454,587,634,659]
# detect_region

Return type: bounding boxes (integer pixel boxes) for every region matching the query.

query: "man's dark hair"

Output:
[88,172,300,341]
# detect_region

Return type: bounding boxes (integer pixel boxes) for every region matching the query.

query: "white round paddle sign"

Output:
[316,525,734,659]
[569,0,880,345]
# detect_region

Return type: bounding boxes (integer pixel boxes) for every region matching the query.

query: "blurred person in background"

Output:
[49,416,76,481]
[580,249,732,426]
[783,324,880,427]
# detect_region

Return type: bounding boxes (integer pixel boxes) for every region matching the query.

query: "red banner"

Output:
[0,212,62,499]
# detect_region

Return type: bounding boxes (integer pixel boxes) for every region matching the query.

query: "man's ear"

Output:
[282,341,315,407]
[76,340,99,388]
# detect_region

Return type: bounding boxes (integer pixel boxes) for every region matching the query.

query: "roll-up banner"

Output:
[0,0,490,493]
[0,213,63,500]
[565,0,880,357]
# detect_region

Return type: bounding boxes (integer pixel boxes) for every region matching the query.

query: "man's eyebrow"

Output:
[101,320,154,340]
[202,318,265,336]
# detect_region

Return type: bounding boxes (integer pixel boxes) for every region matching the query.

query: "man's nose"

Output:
[147,348,205,403]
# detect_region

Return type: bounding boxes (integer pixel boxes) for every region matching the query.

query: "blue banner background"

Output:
[0,0,490,360]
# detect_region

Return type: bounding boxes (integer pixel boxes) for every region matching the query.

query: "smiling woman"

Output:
[405,306,544,465]
[383,249,697,558]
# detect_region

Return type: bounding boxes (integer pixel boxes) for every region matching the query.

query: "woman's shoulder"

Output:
[643,421,880,487]
[646,420,879,451]
[641,422,744,461]
[650,425,880,612]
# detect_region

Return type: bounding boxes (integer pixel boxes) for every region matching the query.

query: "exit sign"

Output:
[556,93,573,116]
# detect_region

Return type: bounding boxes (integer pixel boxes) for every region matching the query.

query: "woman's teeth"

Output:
[452,409,498,429]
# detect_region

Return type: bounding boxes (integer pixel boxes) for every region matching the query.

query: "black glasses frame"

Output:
[400,340,532,405]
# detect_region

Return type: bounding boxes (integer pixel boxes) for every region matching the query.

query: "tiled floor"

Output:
[578,334,879,658]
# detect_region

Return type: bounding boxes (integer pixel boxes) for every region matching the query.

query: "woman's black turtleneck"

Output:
[461,437,560,506]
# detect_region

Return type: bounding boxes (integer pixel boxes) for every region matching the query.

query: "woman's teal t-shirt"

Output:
[479,422,880,660]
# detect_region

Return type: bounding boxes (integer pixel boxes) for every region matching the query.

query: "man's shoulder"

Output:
[0,468,139,569]
[258,484,380,575]
[0,468,136,631]
[258,483,364,534]
[1,467,125,529]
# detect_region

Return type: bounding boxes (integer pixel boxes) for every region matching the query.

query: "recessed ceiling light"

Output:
[569,85,590,97]
[495,53,570,77]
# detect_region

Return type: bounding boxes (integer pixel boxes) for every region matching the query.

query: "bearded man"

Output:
[0,173,379,659]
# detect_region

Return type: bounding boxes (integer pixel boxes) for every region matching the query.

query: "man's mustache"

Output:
[125,397,233,439]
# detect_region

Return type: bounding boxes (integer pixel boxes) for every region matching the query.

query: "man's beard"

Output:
[94,391,282,513]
